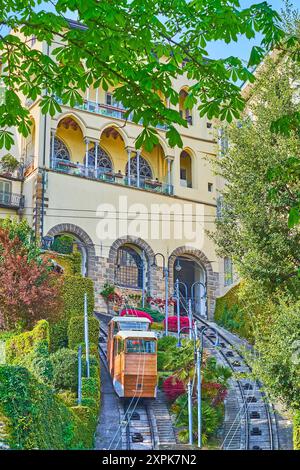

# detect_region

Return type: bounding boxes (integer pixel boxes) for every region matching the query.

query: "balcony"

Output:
[51,158,173,195]
[56,97,168,131]
[0,191,24,209]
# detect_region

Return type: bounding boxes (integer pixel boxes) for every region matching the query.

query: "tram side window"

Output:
[114,339,124,355]
[126,339,156,354]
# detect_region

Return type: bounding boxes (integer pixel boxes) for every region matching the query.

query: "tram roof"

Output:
[115,331,157,340]
[111,316,151,324]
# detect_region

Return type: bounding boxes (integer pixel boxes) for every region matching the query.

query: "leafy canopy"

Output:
[211,56,300,291]
[0,0,286,150]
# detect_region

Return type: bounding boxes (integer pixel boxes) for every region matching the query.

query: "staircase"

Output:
[148,390,177,449]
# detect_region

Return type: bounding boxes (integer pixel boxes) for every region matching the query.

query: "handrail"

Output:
[0,191,23,208]
[51,158,174,195]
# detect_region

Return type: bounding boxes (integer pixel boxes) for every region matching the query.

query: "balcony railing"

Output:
[0,191,24,209]
[56,97,168,131]
[51,158,173,195]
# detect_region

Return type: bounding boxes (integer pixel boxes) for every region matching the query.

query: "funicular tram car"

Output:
[107,317,158,398]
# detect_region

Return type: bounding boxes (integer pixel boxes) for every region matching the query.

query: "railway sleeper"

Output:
[250,427,262,436]
[250,411,261,419]
[132,432,144,443]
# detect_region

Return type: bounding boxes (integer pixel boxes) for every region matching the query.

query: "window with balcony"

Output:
[179,88,193,125]
[105,92,123,109]
[115,246,144,289]
[84,145,113,172]
[0,180,12,205]
[180,150,192,188]
[125,155,153,179]
[53,136,71,160]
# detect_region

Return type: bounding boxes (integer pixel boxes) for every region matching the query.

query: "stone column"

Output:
[94,140,99,178]
[165,155,174,195]
[85,138,90,176]
[50,129,55,169]
[127,147,132,185]
[136,149,141,188]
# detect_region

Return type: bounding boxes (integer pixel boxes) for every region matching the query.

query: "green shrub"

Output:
[214,284,253,341]
[68,316,99,350]
[47,274,95,353]
[127,305,165,322]
[49,319,68,352]
[62,275,94,318]
[82,377,100,401]
[56,390,77,408]
[50,251,82,276]
[157,351,168,371]
[19,340,53,385]
[293,410,300,450]
[51,235,74,254]
[151,322,164,331]
[5,320,50,364]
[0,365,94,449]
[71,405,96,443]
[157,335,178,352]
[51,348,78,392]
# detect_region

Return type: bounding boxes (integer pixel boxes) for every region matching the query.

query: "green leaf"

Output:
[288,206,300,228]
[0,130,15,150]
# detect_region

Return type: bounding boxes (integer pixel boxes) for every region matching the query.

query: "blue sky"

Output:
[206,0,299,62]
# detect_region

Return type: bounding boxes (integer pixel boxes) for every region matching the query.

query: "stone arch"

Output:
[155,135,170,158]
[168,246,218,319]
[99,122,129,148]
[46,223,96,278]
[107,236,156,293]
[54,112,88,137]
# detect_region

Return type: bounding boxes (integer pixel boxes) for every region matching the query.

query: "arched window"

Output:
[180,150,192,188]
[53,137,70,160]
[84,145,113,171]
[115,246,143,288]
[125,155,153,179]
[179,88,193,125]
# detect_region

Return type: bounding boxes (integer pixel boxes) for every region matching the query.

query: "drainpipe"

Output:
[39,43,50,241]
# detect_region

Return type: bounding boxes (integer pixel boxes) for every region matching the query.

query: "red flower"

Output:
[163,375,185,401]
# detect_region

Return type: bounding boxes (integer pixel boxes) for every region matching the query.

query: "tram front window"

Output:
[116,321,149,332]
[126,339,156,354]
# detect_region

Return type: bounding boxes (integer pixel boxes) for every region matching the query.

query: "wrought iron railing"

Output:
[56,97,168,130]
[51,158,173,195]
[0,191,24,208]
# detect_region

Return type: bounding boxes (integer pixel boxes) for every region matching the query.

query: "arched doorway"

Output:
[115,244,146,289]
[51,233,88,277]
[46,223,96,279]
[173,255,207,317]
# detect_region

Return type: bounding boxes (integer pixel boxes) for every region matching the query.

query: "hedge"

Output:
[0,365,94,449]
[50,348,79,392]
[19,340,53,385]
[49,251,82,276]
[49,275,95,352]
[214,284,253,342]
[293,411,300,450]
[68,316,99,350]
[5,320,50,364]
[62,275,94,318]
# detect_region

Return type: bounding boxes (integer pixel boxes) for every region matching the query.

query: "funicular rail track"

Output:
[97,317,156,450]
[194,314,278,450]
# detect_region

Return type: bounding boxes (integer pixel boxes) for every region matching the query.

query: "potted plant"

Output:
[100,282,116,314]
[0,153,19,176]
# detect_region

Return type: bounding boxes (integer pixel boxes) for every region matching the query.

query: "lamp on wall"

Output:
[175,258,182,272]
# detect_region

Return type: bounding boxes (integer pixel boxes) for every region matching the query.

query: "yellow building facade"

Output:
[0,28,235,317]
